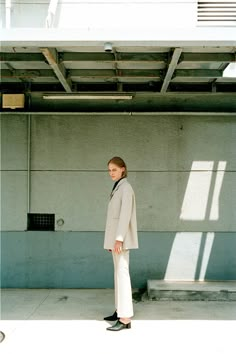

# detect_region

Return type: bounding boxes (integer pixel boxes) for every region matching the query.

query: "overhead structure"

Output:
[41,47,72,93]
[1,28,236,112]
[161,48,182,93]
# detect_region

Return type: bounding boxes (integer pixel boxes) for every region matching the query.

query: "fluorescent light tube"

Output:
[43,95,133,100]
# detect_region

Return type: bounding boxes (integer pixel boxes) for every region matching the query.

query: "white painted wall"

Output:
[0,0,197,29]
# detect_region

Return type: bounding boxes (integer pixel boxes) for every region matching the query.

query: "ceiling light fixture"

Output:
[43,94,133,100]
[104,42,113,53]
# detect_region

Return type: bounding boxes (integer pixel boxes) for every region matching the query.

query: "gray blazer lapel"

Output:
[110,178,126,199]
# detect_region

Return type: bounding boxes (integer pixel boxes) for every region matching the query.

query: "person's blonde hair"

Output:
[108,156,127,177]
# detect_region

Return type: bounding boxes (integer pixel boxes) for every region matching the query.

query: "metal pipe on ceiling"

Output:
[1,112,236,116]
[27,114,32,214]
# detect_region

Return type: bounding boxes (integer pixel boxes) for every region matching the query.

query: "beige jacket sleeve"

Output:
[115,184,133,242]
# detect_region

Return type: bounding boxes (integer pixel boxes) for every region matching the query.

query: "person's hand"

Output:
[114,240,123,254]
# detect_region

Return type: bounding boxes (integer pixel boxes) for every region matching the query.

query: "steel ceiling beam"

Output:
[0,52,167,63]
[3,62,29,84]
[62,52,167,62]
[180,53,235,63]
[0,52,234,64]
[41,47,72,92]
[161,48,182,93]
[69,69,162,78]
[1,44,236,98]
[1,68,162,79]
[113,49,123,91]
[0,53,44,62]
[1,69,55,78]
[174,69,223,78]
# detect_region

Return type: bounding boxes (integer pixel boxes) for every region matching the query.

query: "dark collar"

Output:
[110,177,126,199]
[112,177,125,192]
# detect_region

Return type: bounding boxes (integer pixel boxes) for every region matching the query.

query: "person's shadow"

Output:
[0,331,5,343]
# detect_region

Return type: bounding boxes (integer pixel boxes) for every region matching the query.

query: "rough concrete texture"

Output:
[147,280,236,301]
[2,114,236,232]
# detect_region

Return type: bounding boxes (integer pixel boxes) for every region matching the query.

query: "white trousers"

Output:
[112,250,133,318]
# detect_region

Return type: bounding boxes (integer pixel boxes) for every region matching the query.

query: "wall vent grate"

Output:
[197,1,236,26]
[27,213,55,231]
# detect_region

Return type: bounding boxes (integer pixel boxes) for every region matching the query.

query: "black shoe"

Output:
[104,311,119,321]
[0,331,5,343]
[107,320,131,331]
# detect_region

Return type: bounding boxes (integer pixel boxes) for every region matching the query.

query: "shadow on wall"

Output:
[1,146,236,287]
[131,159,236,287]
[175,160,235,281]
[131,231,236,288]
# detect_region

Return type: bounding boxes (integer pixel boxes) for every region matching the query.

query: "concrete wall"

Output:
[0,0,197,29]
[1,113,236,287]
[1,232,236,288]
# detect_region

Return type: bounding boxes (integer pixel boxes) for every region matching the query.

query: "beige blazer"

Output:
[104,178,139,250]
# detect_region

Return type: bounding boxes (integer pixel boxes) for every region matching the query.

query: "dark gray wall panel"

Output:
[1,232,235,288]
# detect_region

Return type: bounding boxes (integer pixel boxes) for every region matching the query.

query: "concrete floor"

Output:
[0,288,236,354]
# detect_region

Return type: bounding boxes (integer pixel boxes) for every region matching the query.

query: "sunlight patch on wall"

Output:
[180,161,214,221]
[180,161,226,221]
[164,232,215,281]
[164,232,202,280]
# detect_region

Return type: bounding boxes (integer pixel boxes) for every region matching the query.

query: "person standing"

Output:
[103,156,139,331]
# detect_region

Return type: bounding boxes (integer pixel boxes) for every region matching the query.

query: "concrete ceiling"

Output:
[1,43,236,113]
